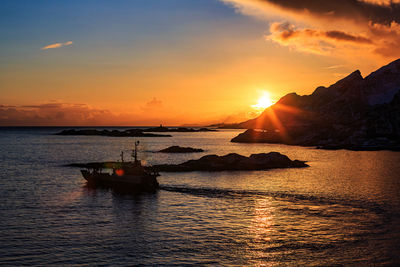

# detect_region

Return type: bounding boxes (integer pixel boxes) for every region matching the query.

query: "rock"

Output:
[231,129,287,144]
[151,152,308,172]
[54,129,171,137]
[142,126,216,132]
[66,152,308,172]
[158,146,204,153]
[230,58,400,151]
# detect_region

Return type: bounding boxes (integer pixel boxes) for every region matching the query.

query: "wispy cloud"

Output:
[41,41,73,50]
[267,22,373,55]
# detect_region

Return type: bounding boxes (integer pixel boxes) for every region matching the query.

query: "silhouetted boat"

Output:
[81,141,159,192]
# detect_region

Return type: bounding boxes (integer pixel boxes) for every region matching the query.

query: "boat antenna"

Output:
[132,140,140,163]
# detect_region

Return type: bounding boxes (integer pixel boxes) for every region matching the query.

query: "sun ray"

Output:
[251,92,275,112]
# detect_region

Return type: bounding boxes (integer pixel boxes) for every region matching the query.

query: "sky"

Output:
[1,0,400,126]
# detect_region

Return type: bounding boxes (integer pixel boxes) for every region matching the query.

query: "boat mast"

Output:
[120,151,124,163]
[132,140,140,163]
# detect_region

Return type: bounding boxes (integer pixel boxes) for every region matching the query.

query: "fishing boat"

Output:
[81,141,159,192]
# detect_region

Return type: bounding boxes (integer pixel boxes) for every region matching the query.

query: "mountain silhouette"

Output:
[231,59,400,150]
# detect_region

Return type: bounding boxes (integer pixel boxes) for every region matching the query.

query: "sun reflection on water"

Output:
[247,197,275,264]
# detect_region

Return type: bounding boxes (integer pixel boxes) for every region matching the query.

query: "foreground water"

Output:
[1,127,400,265]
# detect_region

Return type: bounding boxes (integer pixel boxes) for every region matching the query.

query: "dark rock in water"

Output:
[230,58,400,151]
[231,129,286,144]
[66,152,307,172]
[159,146,204,153]
[142,126,216,132]
[207,123,244,129]
[54,129,171,137]
[152,152,308,172]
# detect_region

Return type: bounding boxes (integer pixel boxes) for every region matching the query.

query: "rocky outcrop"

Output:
[66,152,308,172]
[55,129,171,137]
[142,126,216,132]
[231,59,400,151]
[158,146,204,153]
[231,129,286,144]
[152,152,308,172]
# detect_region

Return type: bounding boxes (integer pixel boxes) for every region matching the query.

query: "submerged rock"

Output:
[55,129,171,137]
[152,152,308,172]
[159,146,204,153]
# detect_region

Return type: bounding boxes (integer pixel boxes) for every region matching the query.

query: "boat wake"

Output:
[159,185,389,220]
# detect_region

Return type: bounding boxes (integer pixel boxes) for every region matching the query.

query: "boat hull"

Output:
[81,170,159,192]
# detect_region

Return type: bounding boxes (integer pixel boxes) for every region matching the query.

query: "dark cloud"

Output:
[325,30,373,43]
[262,0,400,25]
[22,103,87,109]
[0,104,16,108]
[270,23,372,44]
[270,22,372,44]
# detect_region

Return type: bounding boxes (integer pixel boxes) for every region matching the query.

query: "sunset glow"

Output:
[252,92,274,111]
[0,0,399,126]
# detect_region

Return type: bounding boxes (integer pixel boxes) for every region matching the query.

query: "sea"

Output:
[1,127,400,266]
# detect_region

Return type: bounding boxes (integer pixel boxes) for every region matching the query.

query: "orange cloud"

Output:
[360,0,400,5]
[0,101,187,126]
[0,102,118,126]
[144,97,163,109]
[222,0,400,61]
[41,41,73,50]
[268,22,373,55]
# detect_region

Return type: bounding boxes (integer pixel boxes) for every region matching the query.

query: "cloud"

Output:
[41,41,73,50]
[144,97,163,109]
[140,97,164,114]
[360,0,400,6]
[0,102,127,126]
[221,0,400,60]
[268,22,373,55]
[223,0,400,25]
[0,100,177,126]
[0,104,16,108]
[324,65,346,69]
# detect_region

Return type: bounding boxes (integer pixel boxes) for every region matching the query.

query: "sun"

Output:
[252,92,274,110]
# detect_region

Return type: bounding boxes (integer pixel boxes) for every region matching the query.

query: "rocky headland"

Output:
[231,59,400,151]
[55,129,171,137]
[158,146,204,153]
[66,152,308,172]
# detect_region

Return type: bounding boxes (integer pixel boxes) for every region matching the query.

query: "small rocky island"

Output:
[67,152,308,172]
[142,126,216,132]
[152,152,307,172]
[158,146,204,153]
[231,129,284,143]
[55,129,171,137]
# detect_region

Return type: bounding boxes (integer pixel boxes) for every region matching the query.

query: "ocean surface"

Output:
[1,127,400,265]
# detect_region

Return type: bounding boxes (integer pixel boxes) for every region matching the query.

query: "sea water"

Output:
[1,127,400,265]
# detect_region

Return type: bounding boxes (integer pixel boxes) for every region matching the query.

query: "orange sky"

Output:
[1,0,399,126]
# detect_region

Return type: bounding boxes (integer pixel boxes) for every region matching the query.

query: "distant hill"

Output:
[231,59,400,150]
